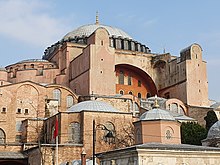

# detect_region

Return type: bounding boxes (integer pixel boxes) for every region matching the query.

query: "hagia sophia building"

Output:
[0,15,220,165]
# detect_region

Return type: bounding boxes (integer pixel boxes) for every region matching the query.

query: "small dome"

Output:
[206,121,220,139]
[67,100,119,113]
[63,24,132,41]
[140,108,175,121]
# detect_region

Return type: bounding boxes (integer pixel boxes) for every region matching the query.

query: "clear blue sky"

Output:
[0,0,220,102]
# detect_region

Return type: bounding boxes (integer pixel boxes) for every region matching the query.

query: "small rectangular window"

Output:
[24,109,29,114]
[2,107,6,113]
[17,108,22,114]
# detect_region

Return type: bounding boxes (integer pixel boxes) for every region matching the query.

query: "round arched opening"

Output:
[115,64,157,99]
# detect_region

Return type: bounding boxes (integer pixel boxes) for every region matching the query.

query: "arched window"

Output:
[66,95,74,108]
[136,128,141,143]
[119,71,124,84]
[53,89,61,105]
[138,93,142,99]
[169,103,178,113]
[138,80,141,87]
[69,122,81,144]
[128,91,133,95]
[128,75,132,85]
[0,129,6,144]
[119,90,124,95]
[30,64,34,68]
[146,93,151,98]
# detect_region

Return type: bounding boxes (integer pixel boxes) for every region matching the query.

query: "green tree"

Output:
[204,110,218,131]
[181,122,207,145]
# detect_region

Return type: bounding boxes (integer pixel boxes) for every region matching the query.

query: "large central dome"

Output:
[62,24,132,41]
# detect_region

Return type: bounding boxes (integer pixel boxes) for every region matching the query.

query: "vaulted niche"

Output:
[115,64,157,99]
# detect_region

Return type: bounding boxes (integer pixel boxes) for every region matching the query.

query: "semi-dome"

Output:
[67,100,119,113]
[63,24,132,41]
[140,108,175,121]
[206,120,220,140]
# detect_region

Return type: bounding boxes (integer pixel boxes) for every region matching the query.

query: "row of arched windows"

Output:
[119,90,151,99]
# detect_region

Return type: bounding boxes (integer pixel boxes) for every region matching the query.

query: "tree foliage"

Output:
[181,122,207,145]
[204,110,218,131]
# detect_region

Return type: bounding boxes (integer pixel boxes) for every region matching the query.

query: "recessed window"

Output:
[128,75,132,85]
[67,95,74,108]
[138,93,141,99]
[16,121,22,132]
[17,108,22,114]
[119,90,124,95]
[31,64,34,68]
[166,130,172,139]
[2,107,6,113]
[138,80,141,87]
[128,91,133,95]
[119,71,124,85]
[0,129,6,144]
[24,109,29,114]
[69,122,81,143]
[53,89,61,105]
[147,93,151,98]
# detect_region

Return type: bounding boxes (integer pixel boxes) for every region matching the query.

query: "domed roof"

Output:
[62,24,132,41]
[67,100,119,113]
[140,108,175,121]
[16,59,49,64]
[206,121,220,139]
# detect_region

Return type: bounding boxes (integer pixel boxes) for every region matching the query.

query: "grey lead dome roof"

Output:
[63,24,132,41]
[206,121,220,139]
[67,100,119,113]
[140,108,175,121]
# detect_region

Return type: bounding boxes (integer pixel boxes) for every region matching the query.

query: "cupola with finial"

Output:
[134,95,181,145]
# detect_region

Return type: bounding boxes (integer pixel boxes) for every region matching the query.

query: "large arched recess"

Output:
[115,64,157,99]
